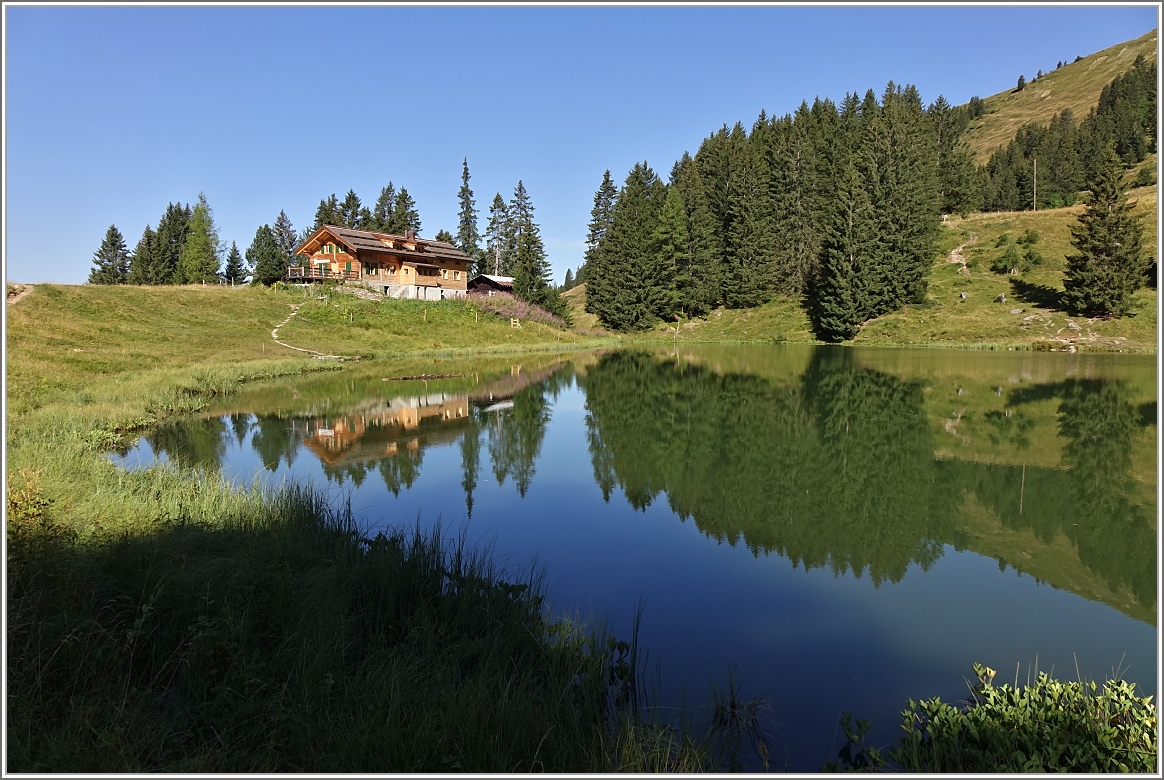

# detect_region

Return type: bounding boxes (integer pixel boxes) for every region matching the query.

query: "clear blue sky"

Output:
[4,4,1158,285]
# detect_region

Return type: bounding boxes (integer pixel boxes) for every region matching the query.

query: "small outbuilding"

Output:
[466,274,514,295]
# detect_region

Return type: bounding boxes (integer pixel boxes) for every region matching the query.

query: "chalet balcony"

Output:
[286,266,359,282]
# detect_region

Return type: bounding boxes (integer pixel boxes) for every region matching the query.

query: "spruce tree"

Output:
[563,267,574,289]
[598,162,666,330]
[127,225,163,285]
[223,240,247,284]
[369,184,396,232]
[811,161,877,341]
[247,224,284,286]
[435,228,455,244]
[648,186,687,320]
[723,140,776,308]
[340,189,363,228]
[178,192,222,284]
[1062,144,1146,317]
[456,158,482,259]
[314,194,342,229]
[670,153,719,316]
[155,202,192,284]
[88,224,130,284]
[272,210,298,267]
[582,170,619,319]
[770,106,822,295]
[483,193,511,276]
[388,187,421,235]
[508,181,566,319]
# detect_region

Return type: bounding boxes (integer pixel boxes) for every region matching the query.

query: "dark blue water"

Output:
[114,345,1158,771]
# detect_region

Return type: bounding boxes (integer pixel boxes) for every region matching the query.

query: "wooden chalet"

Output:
[292,225,473,300]
[466,274,514,295]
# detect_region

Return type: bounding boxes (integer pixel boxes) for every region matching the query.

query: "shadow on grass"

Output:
[1009,278,1063,311]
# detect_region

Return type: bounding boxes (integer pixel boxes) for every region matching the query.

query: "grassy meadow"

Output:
[960,27,1157,164]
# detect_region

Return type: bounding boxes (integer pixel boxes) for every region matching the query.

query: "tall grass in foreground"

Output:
[7,479,713,772]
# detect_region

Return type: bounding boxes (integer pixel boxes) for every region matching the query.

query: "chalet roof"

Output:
[296,225,472,264]
[469,274,514,288]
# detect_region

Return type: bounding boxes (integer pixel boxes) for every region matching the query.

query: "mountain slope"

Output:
[962,28,1157,163]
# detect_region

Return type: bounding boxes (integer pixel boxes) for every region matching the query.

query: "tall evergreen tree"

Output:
[811,161,878,341]
[247,224,284,286]
[723,140,776,308]
[456,158,482,260]
[127,225,163,285]
[388,187,421,235]
[582,170,619,318]
[434,228,455,244]
[596,162,667,330]
[178,192,222,284]
[369,184,396,232]
[313,194,341,229]
[272,209,298,267]
[770,106,823,295]
[928,94,981,214]
[340,189,363,228]
[648,186,687,319]
[88,224,130,284]
[1062,144,1146,317]
[563,267,574,289]
[483,193,511,276]
[155,202,193,284]
[670,153,719,315]
[223,240,247,284]
[508,181,566,319]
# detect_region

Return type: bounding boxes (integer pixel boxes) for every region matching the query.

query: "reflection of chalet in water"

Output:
[298,363,565,469]
[292,225,474,300]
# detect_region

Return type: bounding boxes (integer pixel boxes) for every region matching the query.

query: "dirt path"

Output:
[271,303,358,361]
[6,284,34,306]
[947,233,977,276]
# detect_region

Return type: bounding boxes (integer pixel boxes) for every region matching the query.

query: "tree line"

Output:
[582,81,973,338]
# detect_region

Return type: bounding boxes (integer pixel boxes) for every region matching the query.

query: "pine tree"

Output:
[483,193,511,276]
[648,186,687,320]
[127,225,163,285]
[770,106,822,295]
[434,228,455,244]
[88,224,129,284]
[313,194,341,229]
[178,192,222,284]
[563,267,574,289]
[247,224,284,286]
[811,161,878,341]
[508,181,566,319]
[340,189,363,228]
[272,210,298,267]
[369,184,396,232]
[1062,144,1146,317]
[582,170,619,318]
[456,158,482,259]
[223,240,247,284]
[670,153,719,315]
[929,94,981,214]
[1017,74,1026,91]
[388,187,421,235]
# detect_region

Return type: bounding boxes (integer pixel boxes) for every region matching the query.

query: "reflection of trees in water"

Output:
[487,384,552,498]
[461,416,482,518]
[379,448,424,496]
[579,349,1154,602]
[250,415,300,472]
[146,416,229,472]
[984,409,1035,449]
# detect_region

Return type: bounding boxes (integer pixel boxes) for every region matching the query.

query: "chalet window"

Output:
[455,271,461,280]
[345,262,352,273]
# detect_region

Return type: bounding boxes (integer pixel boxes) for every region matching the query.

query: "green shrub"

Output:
[825,663,1157,773]
[1018,228,1041,246]
[991,241,1022,274]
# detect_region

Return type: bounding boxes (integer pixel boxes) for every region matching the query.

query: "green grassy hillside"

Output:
[962,28,1157,163]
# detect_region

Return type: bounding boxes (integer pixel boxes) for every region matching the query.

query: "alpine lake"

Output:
[113,344,1158,772]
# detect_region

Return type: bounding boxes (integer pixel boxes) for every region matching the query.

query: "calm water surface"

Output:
[115,345,1158,771]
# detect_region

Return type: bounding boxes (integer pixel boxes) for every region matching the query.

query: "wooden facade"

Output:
[293,225,473,300]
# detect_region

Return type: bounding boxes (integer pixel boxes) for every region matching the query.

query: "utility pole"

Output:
[1033,157,1037,212]
[493,236,500,276]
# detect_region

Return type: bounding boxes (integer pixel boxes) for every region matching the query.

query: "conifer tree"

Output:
[483,193,511,276]
[369,184,396,232]
[314,194,341,229]
[223,240,247,284]
[649,186,687,320]
[456,158,482,259]
[723,141,776,308]
[563,267,574,289]
[670,153,719,315]
[508,181,566,319]
[178,192,222,284]
[596,162,666,330]
[340,189,363,228]
[88,225,130,284]
[1062,144,1146,317]
[770,106,822,295]
[155,202,193,284]
[128,225,163,285]
[388,187,421,235]
[811,161,877,341]
[247,224,284,286]
[582,170,619,318]
[434,228,455,244]
[272,210,298,267]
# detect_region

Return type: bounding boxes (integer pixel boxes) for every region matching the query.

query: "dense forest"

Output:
[578,54,1156,338]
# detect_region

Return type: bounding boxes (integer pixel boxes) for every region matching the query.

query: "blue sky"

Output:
[4,4,1158,285]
